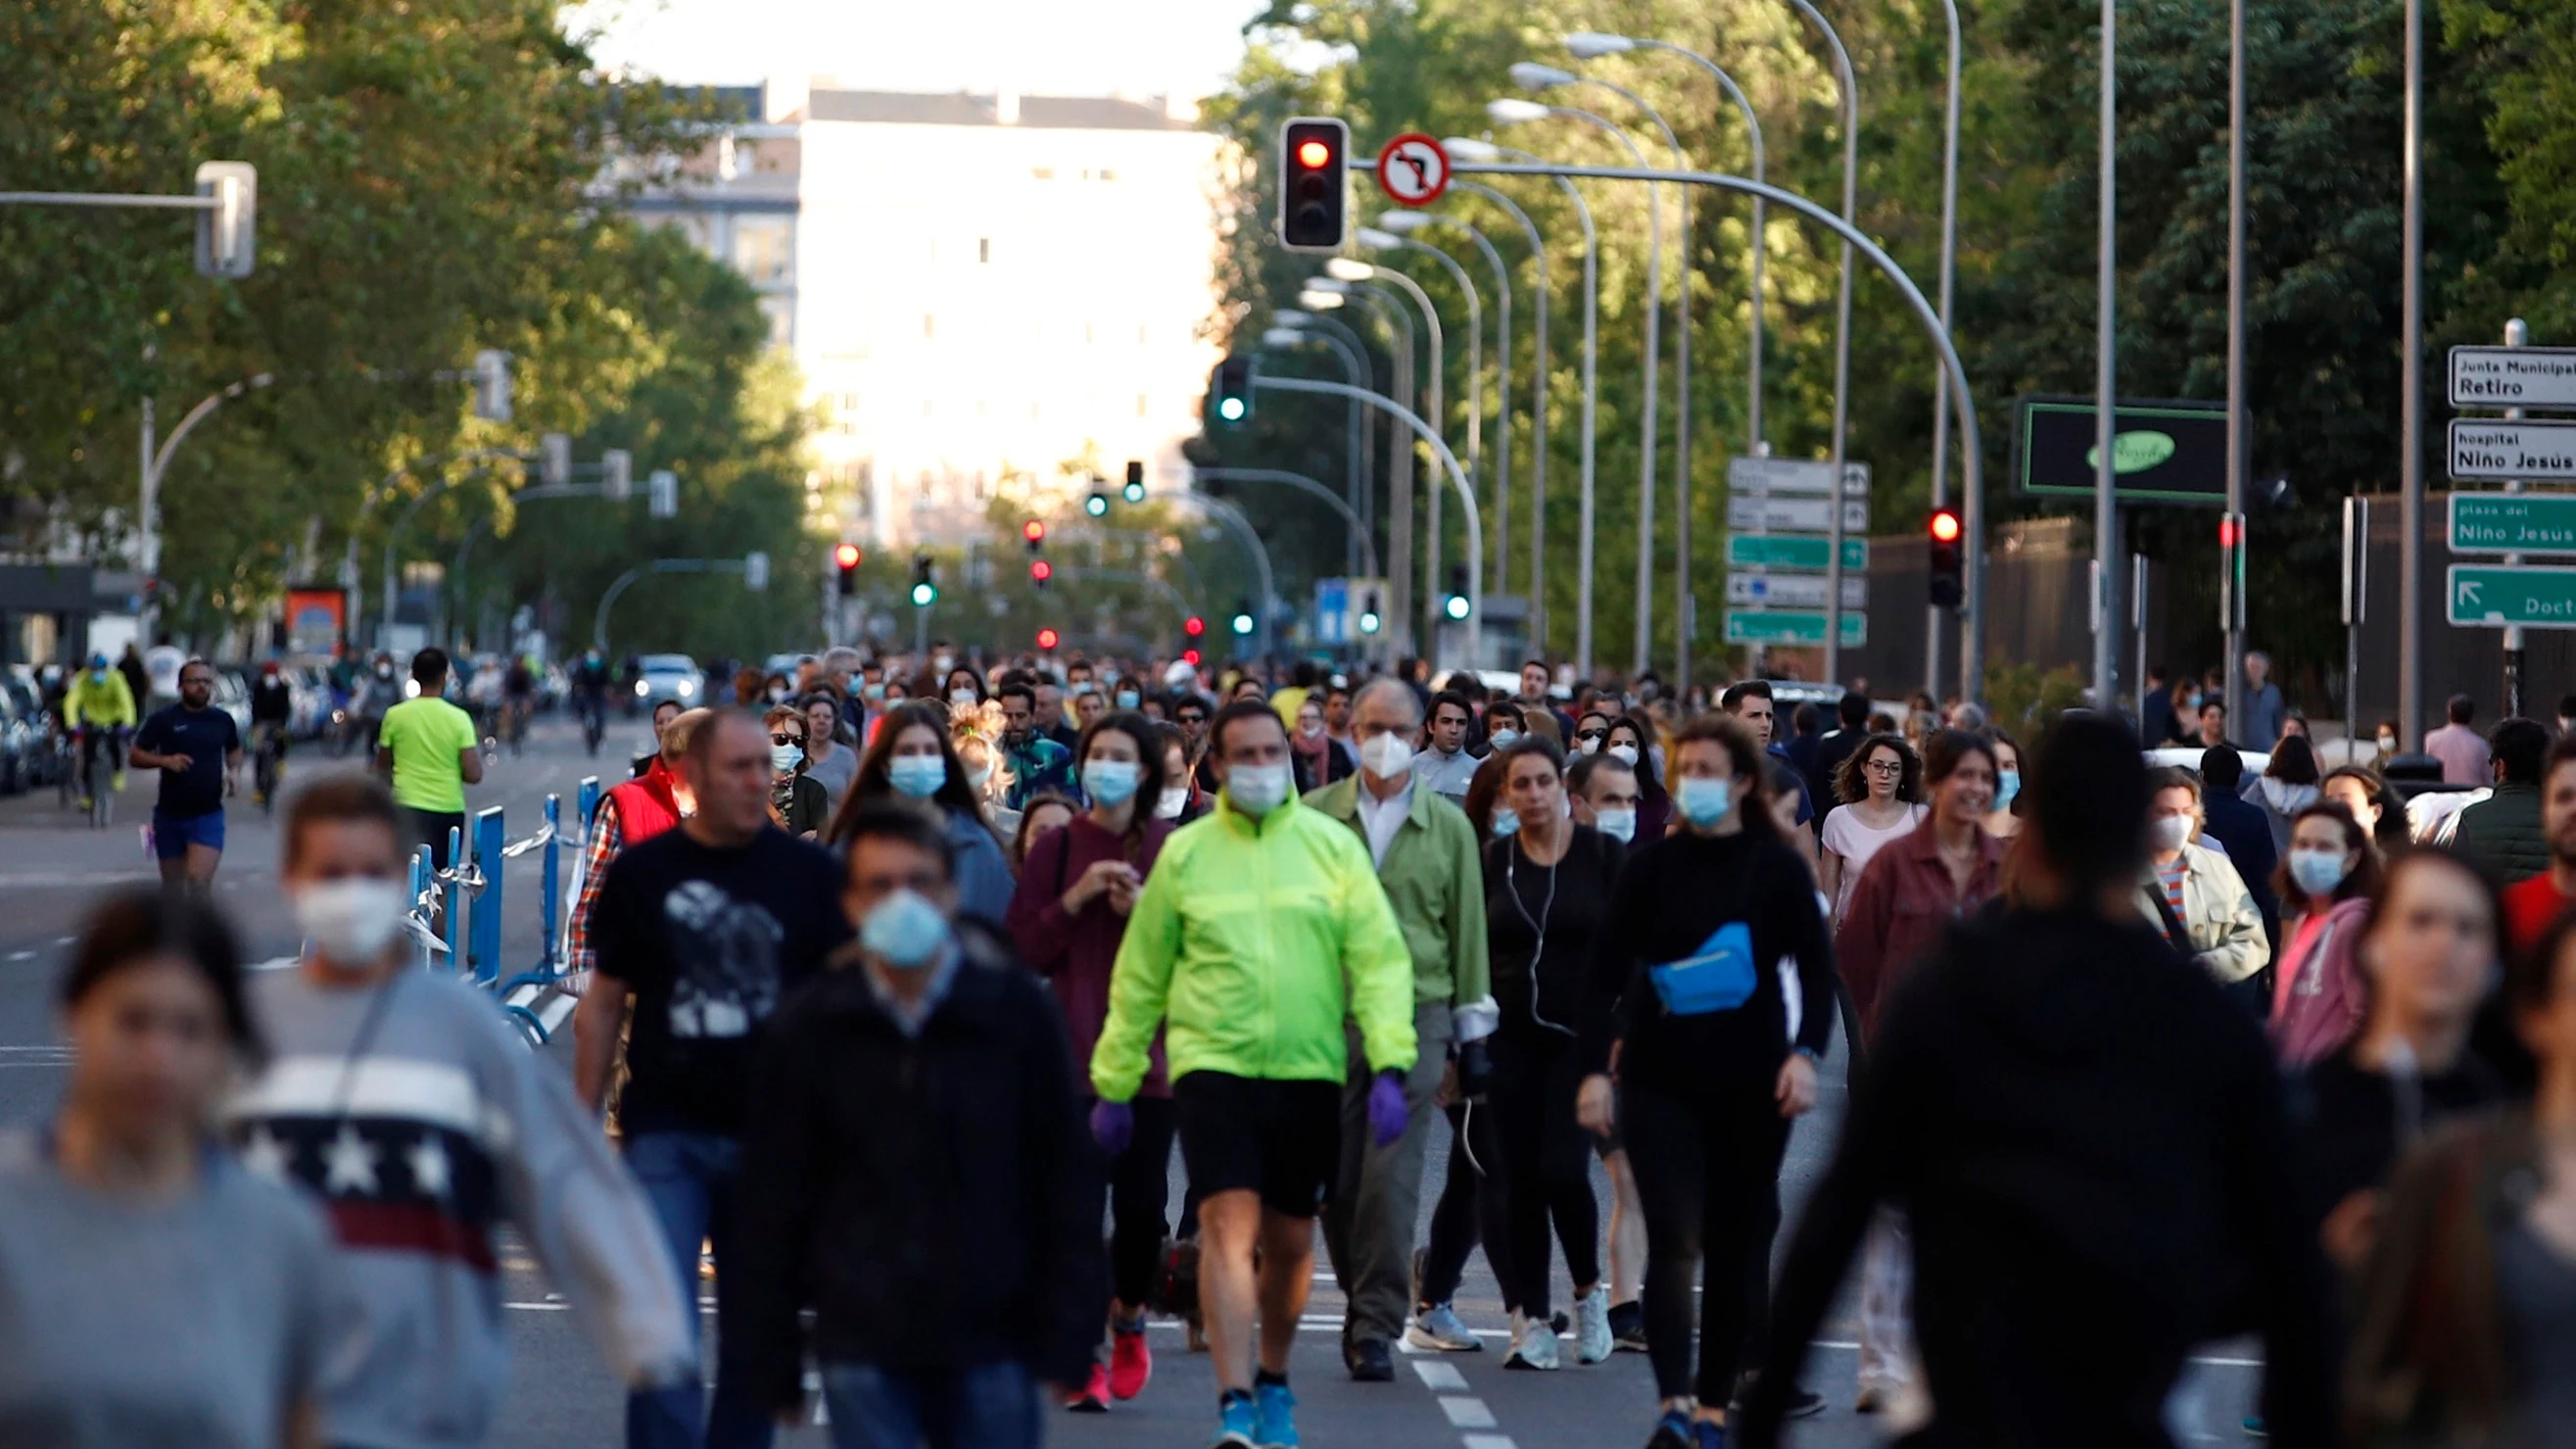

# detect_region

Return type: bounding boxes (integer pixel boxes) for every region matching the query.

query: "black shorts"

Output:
[1172,1071,1341,1220]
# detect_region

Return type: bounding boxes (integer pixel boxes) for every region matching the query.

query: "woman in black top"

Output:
[763,704,831,839]
[1577,713,1834,1449]
[1485,735,1625,1370]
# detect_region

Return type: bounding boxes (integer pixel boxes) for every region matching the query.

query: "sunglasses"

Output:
[771,733,806,747]
[1575,729,1608,743]
[1177,713,1207,725]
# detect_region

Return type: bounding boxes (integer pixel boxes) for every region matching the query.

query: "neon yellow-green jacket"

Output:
[1092,789,1419,1102]
[63,669,136,730]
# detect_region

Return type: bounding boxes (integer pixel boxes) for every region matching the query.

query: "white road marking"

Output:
[6,950,35,962]
[1410,1361,1468,1391]
[1463,1437,1519,1449]
[1439,1397,1497,1428]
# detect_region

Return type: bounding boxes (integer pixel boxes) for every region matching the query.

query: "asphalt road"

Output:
[0,718,2266,1448]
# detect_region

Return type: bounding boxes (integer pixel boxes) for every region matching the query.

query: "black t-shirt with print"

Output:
[593,824,853,1137]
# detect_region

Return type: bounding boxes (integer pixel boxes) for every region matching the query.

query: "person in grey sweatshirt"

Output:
[228,775,695,1449]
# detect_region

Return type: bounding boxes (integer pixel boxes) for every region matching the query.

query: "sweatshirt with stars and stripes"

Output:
[227,966,693,1449]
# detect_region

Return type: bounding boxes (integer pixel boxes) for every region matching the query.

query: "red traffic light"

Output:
[833,542,862,568]
[1929,507,1962,545]
[1022,518,1046,544]
[1182,648,1202,666]
[1297,139,1332,169]
[1029,559,1053,582]
[2218,516,2242,550]
[1036,628,1061,652]
[1183,615,1205,637]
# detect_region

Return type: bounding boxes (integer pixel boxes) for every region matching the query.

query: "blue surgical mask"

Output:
[2288,846,2350,897]
[1594,806,1638,844]
[860,889,950,969]
[888,754,947,798]
[1488,729,1519,750]
[1993,769,2021,810]
[770,743,804,773]
[1491,806,1520,839]
[1226,762,1292,816]
[1115,690,1140,709]
[1084,757,1142,806]
[1676,775,1735,830]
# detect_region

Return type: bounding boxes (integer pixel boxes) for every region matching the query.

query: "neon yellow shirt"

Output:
[379,697,478,813]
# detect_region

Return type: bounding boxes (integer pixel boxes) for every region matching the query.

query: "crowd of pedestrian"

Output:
[4,637,2575,1449]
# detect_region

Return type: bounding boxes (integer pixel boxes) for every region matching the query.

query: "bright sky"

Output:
[561,0,1268,101]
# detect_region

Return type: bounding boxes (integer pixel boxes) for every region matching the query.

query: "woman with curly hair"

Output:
[1819,733,1925,926]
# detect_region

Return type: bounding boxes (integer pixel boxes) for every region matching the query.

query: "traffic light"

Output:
[1035,627,1061,652]
[1029,558,1053,587]
[1442,564,1471,621]
[2218,510,2248,631]
[1183,615,1205,639]
[1084,490,1109,517]
[1208,356,1254,428]
[1360,591,1382,635]
[1278,118,1351,252]
[1023,518,1047,551]
[834,541,861,598]
[1231,601,1256,637]
[1123,459,1147,505]
[1928,506,1964,608]
[910,552,936,607]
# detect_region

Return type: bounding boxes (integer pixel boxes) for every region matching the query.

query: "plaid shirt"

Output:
[564,796,626,980]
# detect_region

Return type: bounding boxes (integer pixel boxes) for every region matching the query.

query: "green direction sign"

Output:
[2450,493,2576,555]
[1724,536,1868,571]
[2448,564,2576,628]
[1724,609,1868,648]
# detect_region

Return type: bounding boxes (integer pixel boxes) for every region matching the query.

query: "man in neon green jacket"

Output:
[1091,700,1417,1449]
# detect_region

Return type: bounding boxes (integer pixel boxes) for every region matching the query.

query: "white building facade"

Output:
[625,81,1227,549]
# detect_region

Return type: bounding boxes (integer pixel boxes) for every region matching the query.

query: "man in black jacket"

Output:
[2197,744,2281,951]
[739,804,1105,1447]
[1739,716,2334,1449]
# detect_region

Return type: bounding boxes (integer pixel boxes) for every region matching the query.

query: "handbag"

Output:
[1648,920,1758,1016]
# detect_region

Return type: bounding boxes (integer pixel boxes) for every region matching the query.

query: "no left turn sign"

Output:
[1376,133,1451,207]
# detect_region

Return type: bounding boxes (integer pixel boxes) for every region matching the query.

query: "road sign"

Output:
[1724,609,1867,648]
[1375,133,1451,207]
[2449,563,2576,628]
[2448,418,2576,482]
[2450,346,2576,410]
[2015,396,2227,504]
[2449,493,2576,555]
[1726,457,1871,497]
[1726,572,1866,609]
[1725,536,1868,571]
[1727,495,1869,534]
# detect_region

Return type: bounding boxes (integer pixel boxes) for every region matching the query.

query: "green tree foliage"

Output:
[0,0,814,657]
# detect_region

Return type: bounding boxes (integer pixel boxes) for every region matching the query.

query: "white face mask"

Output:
[1155,785,1190,819]
[295,878,407,964]
[1594,806,1638,843]
[1359,732,1414,780]
[1607,743,1641,767]
[2149,814,2194,852]
[949,689,978,707]
[1227,762,1292,816]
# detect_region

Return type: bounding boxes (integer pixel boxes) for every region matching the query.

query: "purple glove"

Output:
[1090,1099,1133,1156]
[1366,1070,1409,1147]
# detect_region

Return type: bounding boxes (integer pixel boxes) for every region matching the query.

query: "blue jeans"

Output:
[820,1362,1040,1449]
[624,1132,773,1449]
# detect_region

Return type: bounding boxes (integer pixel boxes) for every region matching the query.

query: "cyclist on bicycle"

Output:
[570,649,611,753]
[501,653,537,753]
[62,652,136,808]
[249,659,295,803]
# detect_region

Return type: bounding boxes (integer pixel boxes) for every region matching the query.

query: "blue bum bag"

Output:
[1647,921,1758,1017]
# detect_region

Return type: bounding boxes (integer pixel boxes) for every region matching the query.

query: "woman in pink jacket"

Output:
[2269,799,2383,1065]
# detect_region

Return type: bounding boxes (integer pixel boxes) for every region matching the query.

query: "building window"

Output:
[732,217,794,287]
[978,236,991,264]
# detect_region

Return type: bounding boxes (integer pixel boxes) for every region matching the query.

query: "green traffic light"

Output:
[1216,397,1247,423]
[1359,610,1381,635]
[910,582,936,606]
[1230,612,1254,636]
[1122,480,1146,504]
[1085,493,1109,517]
[1444,594,1471,621]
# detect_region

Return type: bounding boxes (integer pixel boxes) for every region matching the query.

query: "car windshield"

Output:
[640,654,695,674]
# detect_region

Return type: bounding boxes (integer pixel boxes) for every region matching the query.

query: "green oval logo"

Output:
[2084,429,2178,475]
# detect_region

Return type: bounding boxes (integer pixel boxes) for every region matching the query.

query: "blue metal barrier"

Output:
[440,824,464,967]
[469,807,505,986]
[538,793,561,970]
[387,781,608,1048]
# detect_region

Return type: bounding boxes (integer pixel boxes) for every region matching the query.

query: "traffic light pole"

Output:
[593,557,749,655]
[1191,467,1381,590]
[1255,376,1484,668]
[1161,486,1277,662]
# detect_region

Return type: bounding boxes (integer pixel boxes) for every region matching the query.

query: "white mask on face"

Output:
[1488,729,1519,750]
[1155,785,1190,819]
[1594,806,1638,843]
[295,878,407,964]
[2149,814,2194,852]
[1359,732,1414,780]
[949,689,978,707]
[1607,743,1641,767]
[1227,762,1292,815]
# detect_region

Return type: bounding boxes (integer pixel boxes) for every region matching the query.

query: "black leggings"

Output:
[1621,1074,1791,1403]
[1489,1024,1599,1320]
[1093,1094,1176,1311]
[1415,1100,1513,1309]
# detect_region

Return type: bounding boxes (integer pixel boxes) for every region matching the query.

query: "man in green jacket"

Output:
[1091,700,1417,1449]
[1304,676,1497,1380]
[2454,717,2552,886]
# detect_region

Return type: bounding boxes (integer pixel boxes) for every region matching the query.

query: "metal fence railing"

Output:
[396,775,601,1047]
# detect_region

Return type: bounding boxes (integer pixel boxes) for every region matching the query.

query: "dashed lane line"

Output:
[1439,1397,1499,1428]
[1410,1361,1468,1391]
[1463,1438,1519,1449]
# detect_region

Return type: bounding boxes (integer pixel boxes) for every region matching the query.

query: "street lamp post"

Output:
[1325,267,1446,652]
[1491,94,1661,678]
[1276,307,1382,565]
[1374,216,1511,604]
[2093,0,2123,711]
[1306,283,1418,653]
[135,372,275,640]
[1358,229,1480,652]
[1782,0,1863,685]
[1262,321,1373,577]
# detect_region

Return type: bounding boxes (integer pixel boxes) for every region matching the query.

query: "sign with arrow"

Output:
[2448,563,2576,628]
[1726,458,1872,498]
[1374,133,1451,207]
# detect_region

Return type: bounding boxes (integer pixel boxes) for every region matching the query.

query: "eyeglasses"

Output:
[771,733,806,747]
[1177,712,1207,725]
[1865,759,1903,774]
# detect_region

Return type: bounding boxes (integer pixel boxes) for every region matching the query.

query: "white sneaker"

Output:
[1503,1312,1560,1371]
[1571,1289,1613,1365]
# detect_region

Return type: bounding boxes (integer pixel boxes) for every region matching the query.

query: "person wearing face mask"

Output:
[237,777,697,1449]
[1006,714,1175,1412]
[1829,731,2007,1416]
[61,650,137,808]
[576,710,853,1449]
[1574,715,1837,1447]
[1306,679,1496,1380]
[831,702,1015,925]
[761,704,830,839]
[944,667,987,717]
[1152,723,1203,826]
[739,805,1105,1449]
[1090,700,1418,1449]
[1480,700,1526,755]
[1600,715,1672,844]
[2266,800,2382,1068]
[2138,767,2271,1012]
[1981,731,2026,840]
[1288,698,1354,794]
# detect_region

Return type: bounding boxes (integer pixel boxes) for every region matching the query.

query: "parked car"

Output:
[634,653,706,711]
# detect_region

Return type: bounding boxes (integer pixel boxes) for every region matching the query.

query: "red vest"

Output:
[605,759,682,845]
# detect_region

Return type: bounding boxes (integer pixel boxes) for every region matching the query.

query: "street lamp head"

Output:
[1322,257,1374,281]
[1305,275,1355,294]
[1353,227,1405,250]
[1509,61,1579,90]
[1564,31,1637,59]
[1275,308,1315,325]
[1443,136,1503,163]
[1260,327,1305,349]
[1375,210,1432,233]
[1295,289,1346,311]
[1486,98,1551,125]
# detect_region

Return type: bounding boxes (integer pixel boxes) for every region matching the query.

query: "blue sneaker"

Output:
[1255,1381,1300,1449]
[1646,1409,1697,1449]
[1212,1393,1259,1449]
[1692,1418,1731,1449]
